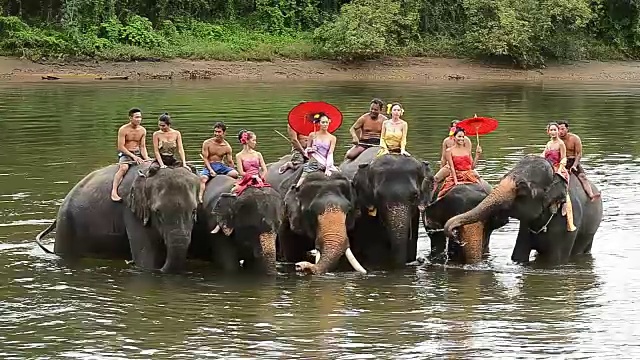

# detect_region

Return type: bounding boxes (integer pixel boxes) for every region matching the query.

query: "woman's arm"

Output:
[446,149,458,185]
[559,141,567,167]
[400,121,408,152]
[236,153,245,176]
[152,132,164,167]
[177,131,187,166]
[258,153,268,177]
[472,144,482,169]
[541,141,549,157]
[379,121,388,150]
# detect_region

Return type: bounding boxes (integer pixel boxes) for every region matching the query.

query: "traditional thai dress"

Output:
[544,148,576,232]
[377,121,405,157]
[233,157,270,196]
[437,154,480,199]
[303,138,338,175]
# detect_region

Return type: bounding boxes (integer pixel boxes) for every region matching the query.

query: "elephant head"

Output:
[285,172,366,275]
[444,155,568,237]
[210,187,282,275]
[353,155,432,267]
[128,167,200,273]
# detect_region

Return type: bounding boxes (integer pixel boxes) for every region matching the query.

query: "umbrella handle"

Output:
[476,132,480,146]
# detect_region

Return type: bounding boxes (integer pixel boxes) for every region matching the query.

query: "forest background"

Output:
[1,0,640,67]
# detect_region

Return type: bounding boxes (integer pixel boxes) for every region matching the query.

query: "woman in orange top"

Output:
[437,127,482,199]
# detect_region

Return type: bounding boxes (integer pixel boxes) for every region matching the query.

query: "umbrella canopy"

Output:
[457,115,499,136]
[288,101,343,136]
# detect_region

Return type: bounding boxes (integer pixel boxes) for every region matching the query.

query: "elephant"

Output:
[265,156,366,275]
[339,147,432,269]
[189,175,282,275]
[444,155,603,265]
[34,163,200,273]
[420,175,509,264]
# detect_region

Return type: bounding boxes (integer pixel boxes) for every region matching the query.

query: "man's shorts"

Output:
[118,149,142,164]
[200,162,235,177]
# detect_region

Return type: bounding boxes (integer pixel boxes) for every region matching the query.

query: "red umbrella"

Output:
[288,101,343,136]
[457,114,499,145]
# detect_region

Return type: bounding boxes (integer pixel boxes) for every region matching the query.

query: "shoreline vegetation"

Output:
[2,0,640,80]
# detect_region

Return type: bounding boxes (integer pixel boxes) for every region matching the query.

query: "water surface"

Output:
[0,80,638,358]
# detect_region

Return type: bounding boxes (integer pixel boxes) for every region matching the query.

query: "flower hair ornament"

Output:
[311,112,327,124]
[239,130,250,144]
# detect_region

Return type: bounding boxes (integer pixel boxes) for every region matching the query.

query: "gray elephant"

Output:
[35,163,200,273]
[421,176,509,264]
[265,156,366,275]
[444,155,603,264]
[339,147,431,269]
[189,175,282,275]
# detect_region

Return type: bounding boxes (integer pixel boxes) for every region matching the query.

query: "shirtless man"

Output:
[278,124,309,173]
[433,120,473,189]
[558,120,600,201]
[198,122,239,203]
[344,98,387,160]
[111,107,151,202]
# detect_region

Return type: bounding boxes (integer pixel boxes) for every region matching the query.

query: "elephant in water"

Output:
[420,174,509,264]
[265,156,366,275]
[339,147,432,269]
[444,155,603,264]
[35,163,200,273]
[189,175,282,275]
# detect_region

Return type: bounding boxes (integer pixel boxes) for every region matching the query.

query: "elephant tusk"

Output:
[314,250,320,264]
[367,206,377,217]
[345,248,367,274]
[211,225,220,234]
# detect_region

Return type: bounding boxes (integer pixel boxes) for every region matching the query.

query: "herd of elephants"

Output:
[34,145,604,276]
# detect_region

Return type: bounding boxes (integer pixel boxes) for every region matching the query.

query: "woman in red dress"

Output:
[437,127,482,199]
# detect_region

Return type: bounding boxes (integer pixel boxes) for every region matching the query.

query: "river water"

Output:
[0,80,638,358]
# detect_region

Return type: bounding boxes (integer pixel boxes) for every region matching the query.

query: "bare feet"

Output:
[295,261,315,274]
[111,193,122,202]
[590,193,601,202]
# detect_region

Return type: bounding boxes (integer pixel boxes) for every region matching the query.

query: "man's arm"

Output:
[349,115,365,144]
[140,128,150,160]
[439,138,448,167]
[201,141,214,173]
[225,143,235,167]
[287,125,304,153]
[572,135,583,168]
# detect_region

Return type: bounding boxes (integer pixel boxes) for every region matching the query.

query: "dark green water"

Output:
[0,80,637,358]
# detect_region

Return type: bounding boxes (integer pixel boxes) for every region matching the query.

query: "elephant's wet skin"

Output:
[347,153,431,270]
[444,155,603,265]
[190,175,282,275]
[421,178,509,264]
[35,163,200,273]
[277,172,366,275]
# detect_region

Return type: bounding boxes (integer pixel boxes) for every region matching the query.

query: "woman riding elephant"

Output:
[190,130,282,275]
[265,158,366,275]
[35,163,200,273]
[443,152,603,265]
[422,127,509,264]
[339,146,432,269]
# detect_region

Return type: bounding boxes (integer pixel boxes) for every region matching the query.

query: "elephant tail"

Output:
[35,220,56,254]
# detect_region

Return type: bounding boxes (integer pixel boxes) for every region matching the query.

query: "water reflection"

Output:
[0,80,639,357]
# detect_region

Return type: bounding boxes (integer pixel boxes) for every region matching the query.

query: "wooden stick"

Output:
[274,129,293,143]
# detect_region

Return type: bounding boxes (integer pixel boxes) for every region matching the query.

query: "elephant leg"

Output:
[123,210,164,270]
[571,232,595,256]
[211,236,240,273]
[428,233,447,262]
[460,222,484,264]
[407,208,419,263]
[511,223,532,264]
[278,220,311,263]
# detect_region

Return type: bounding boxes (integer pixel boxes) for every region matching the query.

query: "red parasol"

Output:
[456,114,499,145]
[288,101,343,136]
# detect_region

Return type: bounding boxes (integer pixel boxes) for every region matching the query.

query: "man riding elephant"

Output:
[558,120,601,201]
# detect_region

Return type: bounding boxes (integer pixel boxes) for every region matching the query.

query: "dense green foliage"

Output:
[1,0,639,66]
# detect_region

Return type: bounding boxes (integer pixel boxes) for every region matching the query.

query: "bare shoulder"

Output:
[571,133,582,142]
[223,140,233,149]
[380,114,389,121]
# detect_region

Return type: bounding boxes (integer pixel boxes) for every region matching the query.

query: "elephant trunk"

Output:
[383,203,411,267]
[444,177,516,238]
[259,231,277,275]
[459,222,485,264]
[296,206,366,275]
[160,230,191,273]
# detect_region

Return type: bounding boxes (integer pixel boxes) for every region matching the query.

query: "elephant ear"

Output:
[353,163,374,207]
[128,175,150,226]
[542,175,568,208]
